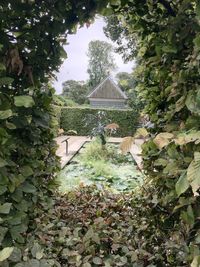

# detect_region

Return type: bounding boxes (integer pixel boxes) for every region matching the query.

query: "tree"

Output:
[115,71,142,110]
[87,40,116,87]
[62,80,89,105]
[103,15,138,62]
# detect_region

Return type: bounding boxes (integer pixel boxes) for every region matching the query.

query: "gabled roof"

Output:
[87,76,128,100]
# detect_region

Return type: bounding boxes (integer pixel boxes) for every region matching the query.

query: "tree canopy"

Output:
[87,40,116,88]
[62,80,89,105]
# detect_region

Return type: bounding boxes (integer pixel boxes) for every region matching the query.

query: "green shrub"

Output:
[60,106,139,137]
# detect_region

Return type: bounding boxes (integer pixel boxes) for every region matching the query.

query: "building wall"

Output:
[89,99,127,109]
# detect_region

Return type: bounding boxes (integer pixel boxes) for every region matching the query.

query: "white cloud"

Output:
[52,17,134,94]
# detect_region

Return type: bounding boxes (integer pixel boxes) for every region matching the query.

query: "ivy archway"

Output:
[0,1,200,266]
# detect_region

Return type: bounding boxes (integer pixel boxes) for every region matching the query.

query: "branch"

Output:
[158,0,176,17]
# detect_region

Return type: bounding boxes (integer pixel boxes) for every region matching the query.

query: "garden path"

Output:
[55,135,143,169]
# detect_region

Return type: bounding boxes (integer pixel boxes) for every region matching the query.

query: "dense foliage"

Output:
[87,40,116,88]
[1,0,200,266]
[0,0,110,265]
[60,106,139,137]
[62,80,89,105]
[106,0,200,266]
[53,95,77,107]
[115,71,142,110]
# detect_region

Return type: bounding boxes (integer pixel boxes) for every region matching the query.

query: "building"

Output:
[87,76,128,109]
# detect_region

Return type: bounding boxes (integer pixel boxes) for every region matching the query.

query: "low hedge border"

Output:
[60,106,139,137]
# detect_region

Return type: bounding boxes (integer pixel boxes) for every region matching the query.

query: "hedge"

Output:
[60,106,139,137]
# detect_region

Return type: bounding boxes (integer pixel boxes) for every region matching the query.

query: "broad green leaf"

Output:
[187,152,200,195]
[92,257,102,265]
[0,158,8,168]
[181,205,194,226]
[21,166,33,177]
[6,121,16,129]
[186,91,200,114]
[14,96,35,108]
[21,182,36,193]
[0,110,12,120]
[0,227,8,243]
[0,247,14,262]
[175,172,189,196]
[8,247,22,262]
[31,243,43,260]
[0,203,12,214]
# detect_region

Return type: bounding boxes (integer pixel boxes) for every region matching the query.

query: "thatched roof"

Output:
[87,77,128,100]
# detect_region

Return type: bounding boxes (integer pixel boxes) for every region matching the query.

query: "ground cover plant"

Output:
[57,140,143,193]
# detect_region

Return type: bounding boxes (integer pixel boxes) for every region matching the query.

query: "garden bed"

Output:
[56,140,143,193]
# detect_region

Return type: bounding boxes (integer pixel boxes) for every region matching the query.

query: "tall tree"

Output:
[103,15,138,62]
[87,40,116,88]
[62,80,89,105]
[115,71,142,110]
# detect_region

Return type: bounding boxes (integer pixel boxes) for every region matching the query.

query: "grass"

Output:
[56,140,143,193]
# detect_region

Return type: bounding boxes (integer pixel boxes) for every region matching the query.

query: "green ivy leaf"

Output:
[0,227,8,243]
[31,243,43,260]
[14,96,35,108]
[187,152,200,195]
[8,247,22,262]
[175,172,189,196]
[186,91,200,114]
[0,158,8,168]
[0,110,12,120]
[92,257,102,265]
[21,166,33,177]
[0,247,14,262]
[6,121,16,129]
[21,182,36,193]
[0,203,12,214]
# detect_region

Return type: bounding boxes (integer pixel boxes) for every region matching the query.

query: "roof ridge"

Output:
[87,76,128,99]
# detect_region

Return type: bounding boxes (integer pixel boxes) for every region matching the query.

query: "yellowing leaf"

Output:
[135,128,149,138]
[175,96,185,112]
[105,123,119,130]
[175,172,189,196]
[191,255,200,267]
[0,247,14,262]
[187,152,200,195]
[153,132,174,149]
[120,136,134,154]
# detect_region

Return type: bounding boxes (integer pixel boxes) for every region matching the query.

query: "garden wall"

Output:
[60,106,139,137]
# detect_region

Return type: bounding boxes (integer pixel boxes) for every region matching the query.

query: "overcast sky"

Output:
[52,17,134,94]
